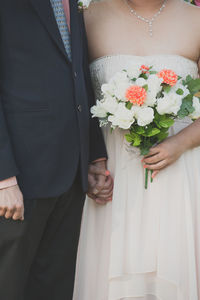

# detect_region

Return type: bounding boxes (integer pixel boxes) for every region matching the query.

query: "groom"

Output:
[0,0,110,299]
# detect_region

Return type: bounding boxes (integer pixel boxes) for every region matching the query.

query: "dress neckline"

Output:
[90,54,198,68]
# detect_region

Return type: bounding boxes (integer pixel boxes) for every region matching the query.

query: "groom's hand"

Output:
[88,160,112,205]
[0,185,24,221]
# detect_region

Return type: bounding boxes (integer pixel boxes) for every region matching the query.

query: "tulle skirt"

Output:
[73,119,200,300]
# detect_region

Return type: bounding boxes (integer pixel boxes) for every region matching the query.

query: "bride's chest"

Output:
[90,17,199,64]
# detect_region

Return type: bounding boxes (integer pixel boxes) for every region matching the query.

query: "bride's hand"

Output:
[142,136,185,177]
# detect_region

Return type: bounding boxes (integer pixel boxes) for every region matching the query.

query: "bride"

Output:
[73,0,200,299]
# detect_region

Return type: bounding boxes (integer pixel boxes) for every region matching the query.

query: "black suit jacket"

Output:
[0,0,107,199]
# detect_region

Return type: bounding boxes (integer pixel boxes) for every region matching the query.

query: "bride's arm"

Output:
[143,59,200,176]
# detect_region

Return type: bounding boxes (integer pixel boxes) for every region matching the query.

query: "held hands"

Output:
[88,160,113,205]
[142,136,185,178]
[0,185,24,221]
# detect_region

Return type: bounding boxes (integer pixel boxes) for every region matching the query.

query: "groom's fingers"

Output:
[92,175,106,195]
[89,164,109,177]
[88,173,97,193]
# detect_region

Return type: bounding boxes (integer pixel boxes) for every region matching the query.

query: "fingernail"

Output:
[108,197,112,201]
[143,165,148,168]
[105,170,110,176]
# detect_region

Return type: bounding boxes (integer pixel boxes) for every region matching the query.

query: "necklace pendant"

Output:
[125,0,167,38]
[149,24,153,37]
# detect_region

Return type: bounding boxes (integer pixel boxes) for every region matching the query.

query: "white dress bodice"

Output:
[90,54,198,99]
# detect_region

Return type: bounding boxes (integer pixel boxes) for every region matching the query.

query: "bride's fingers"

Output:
[89,164,109,177]
[96,191,113,200]
[144,146,160,158]
[87,193,96,200]
[95,199,108,205]
[152,170,160,178]
[143,153,163,165]
[144,159,167,170]
[97,188,113,196]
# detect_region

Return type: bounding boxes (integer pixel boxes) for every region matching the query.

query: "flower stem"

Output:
[151,170,153,183]
[145,169,149,189]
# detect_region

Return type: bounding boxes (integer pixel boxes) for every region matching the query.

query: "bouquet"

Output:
[91,64,200,188]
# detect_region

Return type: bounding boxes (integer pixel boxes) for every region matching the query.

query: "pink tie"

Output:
[62,0,70,31]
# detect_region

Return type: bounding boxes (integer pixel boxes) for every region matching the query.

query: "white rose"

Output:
[126,63,141,79]
[189,97,200,119]
[157,92,182,116]
[135,107,154,126]
[135,78,147,86]
[90,100,107,118]
[108,72,131,101]
[147,74,163,91]
[113,82,131,101]
[101,83,115,96]
[101,96,119,115]
[145,92,157,107]
[137,75,162,107]
[108,103,135,129]
[110,72,129,85]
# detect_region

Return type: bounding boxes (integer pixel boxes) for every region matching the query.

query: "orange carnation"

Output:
[125,85,147,106]
[157,69,178,86]
[140,65,150,74]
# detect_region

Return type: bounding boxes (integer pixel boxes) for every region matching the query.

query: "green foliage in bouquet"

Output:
[125,76,200,156]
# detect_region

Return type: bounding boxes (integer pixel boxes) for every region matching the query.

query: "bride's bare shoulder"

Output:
[181,1,200,23]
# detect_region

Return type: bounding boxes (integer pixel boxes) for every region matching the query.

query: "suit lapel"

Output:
[69,0,83,65]
[29,0,70,62]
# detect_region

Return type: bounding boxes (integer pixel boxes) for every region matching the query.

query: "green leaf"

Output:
[144,127,160,137]
[176,88,184,95]
[139,139,154,155]
[187,78,200,94]
[182,75,193,87]
[142,84,148,91]
[134,126,145,135]
[140,73,148,80]
[186,75,193,83]
[125,132,141,147]
[140,147,150,156]
[177,94,194,119]
[149,71,157,75]
[159,118,174,128]
[125,134,133,143]
[126,102,133,110]
[156,131,169,142]
[163,84,171,93]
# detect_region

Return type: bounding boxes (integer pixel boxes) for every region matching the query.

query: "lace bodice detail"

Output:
[90,54,199,100]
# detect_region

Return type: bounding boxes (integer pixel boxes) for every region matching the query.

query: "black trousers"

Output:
[0,177,85,300]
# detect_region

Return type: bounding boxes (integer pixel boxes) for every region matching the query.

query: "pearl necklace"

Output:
[124,0,168,37]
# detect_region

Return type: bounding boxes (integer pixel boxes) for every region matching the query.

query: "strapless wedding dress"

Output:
[73,55,200,300]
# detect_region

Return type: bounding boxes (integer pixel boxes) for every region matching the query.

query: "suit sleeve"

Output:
[82,18,108,163]
[0,97,19,180]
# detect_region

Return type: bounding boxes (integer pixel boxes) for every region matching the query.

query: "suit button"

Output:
[77,105,82,112]
[74,71,77,78]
